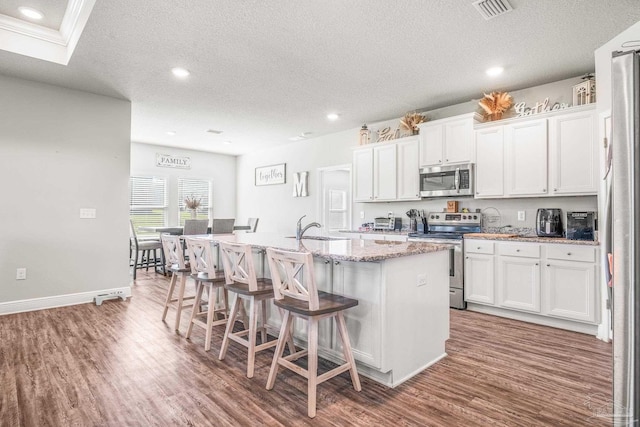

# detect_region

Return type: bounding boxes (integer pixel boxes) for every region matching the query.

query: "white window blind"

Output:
[129,176,167,237]
[178,178,212,225]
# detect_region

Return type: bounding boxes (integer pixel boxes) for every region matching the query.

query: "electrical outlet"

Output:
[16,268,26,280]
[360,211,365,219]
[518,211,526,221]
[417,274,427,287]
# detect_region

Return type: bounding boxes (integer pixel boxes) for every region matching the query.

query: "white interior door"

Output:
[317,165,352,233]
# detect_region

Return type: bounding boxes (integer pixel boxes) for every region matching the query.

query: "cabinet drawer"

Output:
[498,242,540,258]
[465,240,494,254]
[546,245,596,263]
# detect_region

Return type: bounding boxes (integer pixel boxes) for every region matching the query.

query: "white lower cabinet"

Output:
[497,256,541,313]
[543,246,598,323]
[464,240,495,304]
[464,239,599,328]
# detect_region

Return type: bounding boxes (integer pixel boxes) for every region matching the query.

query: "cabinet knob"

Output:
[445,159,449,162]
[516,249,520,252]
[554,188,558,192]
[476,192,480,195]
[477,247,481,250]
[542,188,546,192]
[535,263,539,266]
[567,252,572,256]
[546,263,551,267]
[324,259,331,264]
[438,160,442,163]
[465,256,469,259]
[334,261,340,265]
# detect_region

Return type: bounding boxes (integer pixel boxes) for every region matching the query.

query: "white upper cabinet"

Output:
[373,143,397,201]
[418,113,480,167]
[548,109,598,195]
[396,137,420,200]
[504,118,548,197]
[475,126,504,198]
[353,147,374,202]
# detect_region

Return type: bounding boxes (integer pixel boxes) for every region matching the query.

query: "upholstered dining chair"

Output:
[183,219,209,235]
[212,218,235,234]
[129,220,164,280]
[265,248,361,418]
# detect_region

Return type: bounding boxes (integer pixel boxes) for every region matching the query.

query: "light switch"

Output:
[518,211,526,221]
[80,208,97,219]
[360,211,365,219]
[16,268,26,280]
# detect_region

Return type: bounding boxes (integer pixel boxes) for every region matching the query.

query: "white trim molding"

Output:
[0,286,132,316]
[0,0,96,65]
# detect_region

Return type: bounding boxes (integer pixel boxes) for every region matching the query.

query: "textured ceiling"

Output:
[0,0,68,30]
[0,0,639,155]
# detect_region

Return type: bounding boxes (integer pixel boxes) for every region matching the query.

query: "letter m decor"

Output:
[293,172,309,197]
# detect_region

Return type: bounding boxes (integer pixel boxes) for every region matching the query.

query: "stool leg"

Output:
[133,249,140,280]
[204,284,216,351]
[336,312,361,392]
[307,318,319,418]
[219,293,241,361]
[162,272,178,321]
[266,310,292,391]
[247,296,258,378]
[174,273,188,331]
[186,281,204,339]
[277,307,296,354]
[144,250,150,271]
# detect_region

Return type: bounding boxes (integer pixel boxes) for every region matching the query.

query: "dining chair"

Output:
[218,241,295,378]
[129,220,165,280]
[160,234,195,331]
[212,218,235,234]
[184,237,229,351]
[265,248,361,418]
[184,219,209,235]
[247,217,259,233]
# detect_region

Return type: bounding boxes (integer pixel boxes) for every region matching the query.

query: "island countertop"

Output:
[195,232,450,262]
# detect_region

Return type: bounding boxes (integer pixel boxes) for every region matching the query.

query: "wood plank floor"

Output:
[0,270,613,426]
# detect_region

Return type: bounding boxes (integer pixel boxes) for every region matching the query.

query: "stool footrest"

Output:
[283,349,308,362]
[317,363,351,385]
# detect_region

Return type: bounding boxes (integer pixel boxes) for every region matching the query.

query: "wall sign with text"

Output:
[156,153,191,169]
[255,163,286,186]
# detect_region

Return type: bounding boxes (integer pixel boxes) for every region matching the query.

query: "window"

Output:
[178,178,212,225]
[129,176,167,237]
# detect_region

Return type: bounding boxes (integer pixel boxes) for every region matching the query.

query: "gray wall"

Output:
[0,75,131,303]
[130,142,237,222]
[236,76,597,233]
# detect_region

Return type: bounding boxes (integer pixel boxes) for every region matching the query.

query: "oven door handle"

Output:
[454,168,460,193]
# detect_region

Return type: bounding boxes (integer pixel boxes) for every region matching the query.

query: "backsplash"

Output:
[353,195,597,232]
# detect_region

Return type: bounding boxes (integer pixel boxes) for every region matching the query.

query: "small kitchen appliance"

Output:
[408,212,482,309]
[566,211,597,241]
[536,208,563,237]
[373,217,402,231]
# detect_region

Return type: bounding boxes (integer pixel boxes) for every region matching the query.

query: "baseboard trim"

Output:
[0,286,132,316]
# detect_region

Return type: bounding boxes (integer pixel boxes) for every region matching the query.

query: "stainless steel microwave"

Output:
[419,163,474,198]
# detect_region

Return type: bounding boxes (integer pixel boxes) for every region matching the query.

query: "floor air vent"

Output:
[472,0,513,20]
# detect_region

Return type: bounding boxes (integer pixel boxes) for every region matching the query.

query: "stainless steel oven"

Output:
[408,212,482,309]
[419,163,474,198]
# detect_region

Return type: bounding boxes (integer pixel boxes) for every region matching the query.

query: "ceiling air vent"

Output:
[472,0,513,20]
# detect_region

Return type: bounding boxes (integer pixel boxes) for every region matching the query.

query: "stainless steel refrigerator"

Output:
[612,48,640,425]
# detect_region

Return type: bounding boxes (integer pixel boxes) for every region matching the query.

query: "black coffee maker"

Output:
[536,208,563,237]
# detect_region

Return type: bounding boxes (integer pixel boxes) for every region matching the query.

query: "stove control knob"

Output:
[473,215,478,220]
[462,215,467,219]
[436,215,440,219]
[430,215,434,219]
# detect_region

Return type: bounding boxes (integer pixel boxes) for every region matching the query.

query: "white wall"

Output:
[130,142,237,222]
[0,75,131,303]
[237,76,597,233]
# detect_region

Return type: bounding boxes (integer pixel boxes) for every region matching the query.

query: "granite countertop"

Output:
[339,229,409,235]
[196,233,450,262]
[463,233,600,246]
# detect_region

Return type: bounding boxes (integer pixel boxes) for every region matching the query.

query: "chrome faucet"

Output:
[296,215,322,240]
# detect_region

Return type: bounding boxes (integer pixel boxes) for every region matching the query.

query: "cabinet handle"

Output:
[334,261,340,265]
[476,192,480,195]
[535,263,539,266]
[324,259,331,264]
[516,249,520,252]
[477,247,481,250]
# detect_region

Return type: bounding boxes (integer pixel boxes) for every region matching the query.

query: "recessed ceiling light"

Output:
[486,66,504,77]
[171,67,190,78]
[166,131,176,136]
[327,113,340,121]
[223,140,232,145]
[18,7,44,20]
[206,129,223,134]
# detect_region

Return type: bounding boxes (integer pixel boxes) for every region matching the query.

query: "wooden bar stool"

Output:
[265,248,361,418]
[184,237,229,351]
[160,234,194,331]
[218,241,295,378]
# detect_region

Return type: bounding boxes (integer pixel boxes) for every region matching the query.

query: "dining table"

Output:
[138,225,250,235]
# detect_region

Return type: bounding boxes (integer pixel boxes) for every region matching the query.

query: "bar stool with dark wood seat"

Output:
[265,248,361,418]
[218,241,295,378]
[160,234,194,331]
[184,237,229,351]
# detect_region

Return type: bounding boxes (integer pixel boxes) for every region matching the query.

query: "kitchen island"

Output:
[201,233,451,387]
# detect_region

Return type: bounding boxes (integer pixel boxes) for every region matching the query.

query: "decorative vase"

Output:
[359,124,370,145]
[190,209,197,219]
